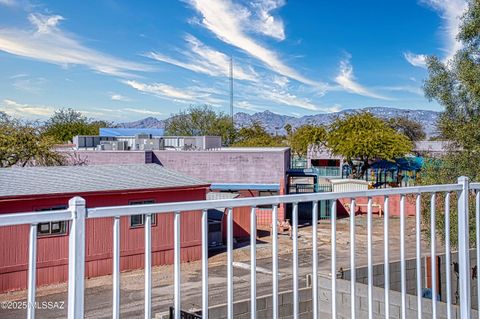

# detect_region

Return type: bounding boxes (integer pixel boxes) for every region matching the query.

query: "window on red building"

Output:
[129,200,156,228]
[36,205,68,237]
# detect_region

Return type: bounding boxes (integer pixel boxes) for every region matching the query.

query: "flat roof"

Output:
[413,140,455,153]
[157,147,290,153]
[0,164,207,199]
[206,191,240,201]
[210,183,280,191]
[219,147,290,152]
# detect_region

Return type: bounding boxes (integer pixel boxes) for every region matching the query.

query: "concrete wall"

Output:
[62,148,291,186]
[62,150,152,165]
[158,276,472,318]
[343,249,479,310]
[152,148,290,185]
[343,258,424,297]
[437,250,478,310]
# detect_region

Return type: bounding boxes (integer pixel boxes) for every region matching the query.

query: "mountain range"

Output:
[118,107,440,137]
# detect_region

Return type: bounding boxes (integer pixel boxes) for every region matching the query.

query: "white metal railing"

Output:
[1,177,479,318]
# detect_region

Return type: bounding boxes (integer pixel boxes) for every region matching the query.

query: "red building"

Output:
[0,164,210,292]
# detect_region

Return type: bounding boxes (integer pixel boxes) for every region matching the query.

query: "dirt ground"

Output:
[0,215,439,318]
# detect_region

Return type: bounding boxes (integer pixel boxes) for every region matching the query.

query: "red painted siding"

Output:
[0,186,207,292]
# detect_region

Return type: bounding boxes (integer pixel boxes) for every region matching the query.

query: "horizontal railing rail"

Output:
[87,183,462,219]
[469,182,480,190]
[0,209,72,227]
[0,178,475,319]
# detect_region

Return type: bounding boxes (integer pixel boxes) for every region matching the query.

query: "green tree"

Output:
[424,0,480,150]
[232,121,284,147]
[289,124,327,157]
[284,123,293,137]
[164,105,236,145]
[327,112,412,179]
[43,108,112,143]
[0,113,65,167]
[387,116,426,141]
[418,153,478,248]
[418,0,480,246]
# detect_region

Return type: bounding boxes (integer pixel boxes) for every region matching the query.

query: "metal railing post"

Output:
[457,176,471,319]
[27,223,37,319]
[67,197,86,319]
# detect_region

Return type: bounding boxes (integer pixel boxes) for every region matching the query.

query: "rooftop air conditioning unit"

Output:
[135,133,152,139]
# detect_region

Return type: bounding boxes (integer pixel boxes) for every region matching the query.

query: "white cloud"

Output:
[146,34,259,81]
[0,99,54,118]
[11,74,47,93]
[334,55,389,100]
[233,101,263,111]
[258,89,318,111]
[249,0,286,40]
[123,79,225,106]
[0,99,110,119]
[0,13,151,77]
[123,108,162,116]
[272,75,289,88]
[421,0,468,61]
[327,104,342,113]
[110,93,130,101]
[405,0,468,66]
[403,52,428,68]
[124,80,196,101]
[28,14,64,34]
[186,0,323,87]
[0,0,16,7]
[377,85,424,96]
[231,79,334,112]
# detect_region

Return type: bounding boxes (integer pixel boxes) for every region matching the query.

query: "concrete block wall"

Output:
[63,148,290,187]
[343,258,422,297]
[152,149,290,185]
[343,249,479,310]
[437,250,478,310]
[157,276,472,318]
[63,150,153,165]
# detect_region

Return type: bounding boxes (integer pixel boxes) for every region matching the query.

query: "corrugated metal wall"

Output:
[0,187,207,292]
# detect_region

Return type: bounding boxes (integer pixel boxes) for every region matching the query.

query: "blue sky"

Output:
[0,0,468,121]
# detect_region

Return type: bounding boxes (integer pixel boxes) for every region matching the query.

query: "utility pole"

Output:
[230,56,234,124]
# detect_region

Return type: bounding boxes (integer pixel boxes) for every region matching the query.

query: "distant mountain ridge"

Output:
[118,107,440,137]
[118,116,165,129]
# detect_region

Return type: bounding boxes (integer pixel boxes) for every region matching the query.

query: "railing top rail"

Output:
[0,183,462,225]
[0,209,72,227]
[470,182,480,190]
[87,183,461,219]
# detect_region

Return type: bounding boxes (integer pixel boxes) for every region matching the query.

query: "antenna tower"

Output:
[230,57,234,123]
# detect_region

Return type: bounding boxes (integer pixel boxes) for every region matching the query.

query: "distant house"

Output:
[412,140,457,157]
[0,164,210,292]
[306,144,344,178]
